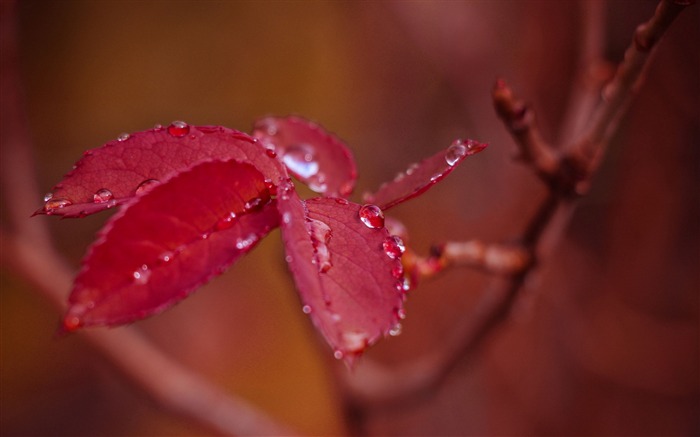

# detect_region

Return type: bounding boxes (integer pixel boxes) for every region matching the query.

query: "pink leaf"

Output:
[61,159,278,332]
[252,116,357,198]
[364,139,487,210]
[277,185,405,364]
[37,122,287,218]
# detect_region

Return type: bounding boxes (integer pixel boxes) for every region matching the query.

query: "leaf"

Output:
[252,116,357,197]
[277,185,405,364]
[364,139,487,210]
[61,159,279,332]
[37,122,287,218]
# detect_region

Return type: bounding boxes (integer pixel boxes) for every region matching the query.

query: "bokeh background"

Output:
[2,0,698,435]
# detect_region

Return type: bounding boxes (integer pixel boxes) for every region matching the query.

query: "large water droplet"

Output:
[282,144,319,178]
[45,197,72,211]
[93,188,114,203]
[445,139,467,166]
[358,204,384,229]
[308,218,332,273]
[117,132,130,142]
[135,179,159,195]
[167,120,190,138]
[383,235,405,260]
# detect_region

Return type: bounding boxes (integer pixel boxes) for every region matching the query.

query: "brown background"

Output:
[2,1,698,435]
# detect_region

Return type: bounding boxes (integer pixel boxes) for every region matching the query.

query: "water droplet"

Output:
[45,197,72,211]
[282,144,319,178]
[383,235,405,260]
[445,139,467,166]
[282,212,292,225]
[235,234,257,250]
[244,197,264,212]
[402,277,411,292]
[285,255,293,263]
[308,218,332,273]
[263,179,277,196]
[302,305,312,314]
[132,264,151,284]
[158,251,174,263]
[278,179,294,200]
[342,331,369,353]
[43,192,53,202]
[117,132,130,142]
[389,323,402,337]
[215,212,237,231]
[333,350,344,360]
[395,307,407,320]
[391,264,404,279]
[358,204,384,229]
[265,148,277,158]
[153,123,163,131]
[93,188,114,203]
[307,172,328,193]
[167,120,190,137]
[393,172,406,182]
[135,179,159,195]
[334,198,349,206]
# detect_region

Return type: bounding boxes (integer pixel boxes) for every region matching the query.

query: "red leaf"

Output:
[37,122,287,218]
[364,139,487,210]
[252,116,357,198]
[61,159,278,332]
[277,185,405,364]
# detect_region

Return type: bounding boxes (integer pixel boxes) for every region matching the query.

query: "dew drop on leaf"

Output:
[383,235,405,260]
[93,188,114,203]
[308,218,333,273]
[167,120,190,138]
[132,264,151,284]
[358,204,384,229]
[45,197,72,211]
[135,179,160,195]
[391,264,404,279]
[282,144,319,178]
[445,139,467,166]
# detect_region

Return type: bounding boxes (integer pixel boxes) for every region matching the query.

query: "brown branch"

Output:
[338,0,694,415]
[566,0,694,191]
[1,1,296,435]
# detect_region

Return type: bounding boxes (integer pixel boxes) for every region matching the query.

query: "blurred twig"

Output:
[338,0,694,415]
[0,2,296,435]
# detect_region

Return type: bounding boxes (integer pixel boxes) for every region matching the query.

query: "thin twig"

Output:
[1,1,296,435]
[566,0,694,191]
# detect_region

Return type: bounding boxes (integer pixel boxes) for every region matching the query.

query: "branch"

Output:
[338,0,694,414]
[566,0,694,191]
[1,1,296,435]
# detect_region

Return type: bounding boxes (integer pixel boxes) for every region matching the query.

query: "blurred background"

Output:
[2,0,698,435]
